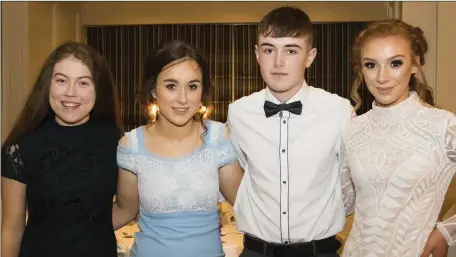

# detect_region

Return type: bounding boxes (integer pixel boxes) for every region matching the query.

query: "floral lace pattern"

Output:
[117,120,238,215]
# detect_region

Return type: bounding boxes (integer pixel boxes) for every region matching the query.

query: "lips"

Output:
[172,107,190,114]
[377,87,394,91]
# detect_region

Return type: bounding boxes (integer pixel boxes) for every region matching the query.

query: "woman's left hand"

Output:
[421,228,449,257]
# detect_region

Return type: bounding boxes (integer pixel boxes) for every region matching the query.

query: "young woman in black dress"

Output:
[1,42,121,257]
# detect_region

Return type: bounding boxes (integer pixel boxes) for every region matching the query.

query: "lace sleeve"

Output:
[445,114,456,163]
[217,124,238,168]
[436,214,456,246]
[436,115,456,246]
[116,132,136,174]
[1,144,27,184]
[340,139,355,216]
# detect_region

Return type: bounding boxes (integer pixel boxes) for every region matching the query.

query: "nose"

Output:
[64,82,77,97]
[376,66,390,84]
[273,52,285,68]
[177,87,188,104]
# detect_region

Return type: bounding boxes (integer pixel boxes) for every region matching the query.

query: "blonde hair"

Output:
[351,19,434,112]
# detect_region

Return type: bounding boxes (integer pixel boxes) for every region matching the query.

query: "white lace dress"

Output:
[341,92,456,257]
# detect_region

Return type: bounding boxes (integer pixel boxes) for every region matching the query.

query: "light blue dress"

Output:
[117,120,237,257]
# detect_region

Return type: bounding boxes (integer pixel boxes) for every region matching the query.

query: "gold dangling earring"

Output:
[194,105,207,121]
[148,103,159,123]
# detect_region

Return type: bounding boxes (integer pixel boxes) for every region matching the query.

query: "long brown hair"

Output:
[2,41,121,149]
[351,19,434,112]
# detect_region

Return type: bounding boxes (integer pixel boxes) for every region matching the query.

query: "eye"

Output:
[55,78,67,84]
[189,84,199,91]
[263,48,273,54]
[78,81,91,87]
[363,62,376,69]
[165,84,177,90]
[286,49,298,55]
[390,60,403,68]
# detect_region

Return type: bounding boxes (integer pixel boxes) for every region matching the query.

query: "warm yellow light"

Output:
[202,105,213,119]
[149,104,158,116]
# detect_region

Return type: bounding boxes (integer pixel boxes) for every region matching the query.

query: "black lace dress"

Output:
[2,118,120,257]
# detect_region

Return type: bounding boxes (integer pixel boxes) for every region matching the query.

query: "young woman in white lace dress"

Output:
[340,20,456,257]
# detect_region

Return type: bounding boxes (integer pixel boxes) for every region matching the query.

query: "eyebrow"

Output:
[163,78,201,83]
[362,54,406,62]
[54,72,93,81]
[259,43,302,49]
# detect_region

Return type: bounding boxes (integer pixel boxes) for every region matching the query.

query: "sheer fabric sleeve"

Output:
[340,139,356,216]
[1,143,27,184]
[436,114,456,246]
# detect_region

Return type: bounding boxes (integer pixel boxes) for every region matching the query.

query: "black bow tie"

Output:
[263,100,303,118]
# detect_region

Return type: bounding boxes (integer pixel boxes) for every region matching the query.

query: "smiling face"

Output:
[49,57,96,126]
[255,36,316,101]
[153,59,203,127]
[361,35,419,107]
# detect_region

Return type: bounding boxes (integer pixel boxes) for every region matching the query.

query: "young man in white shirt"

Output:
[227,6,354,257]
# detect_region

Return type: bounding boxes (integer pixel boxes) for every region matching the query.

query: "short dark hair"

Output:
[258,6,314,46]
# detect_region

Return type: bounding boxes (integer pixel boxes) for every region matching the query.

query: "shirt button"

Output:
[282,181,286,184]
[282,149,285,153]
[282,211,287,214]
[284,241,289,245]
[282,120,286,124]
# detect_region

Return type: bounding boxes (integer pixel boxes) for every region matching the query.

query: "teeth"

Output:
[62,102,80,107]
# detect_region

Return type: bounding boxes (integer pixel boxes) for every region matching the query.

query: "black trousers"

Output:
[239,248,339,257]
[239,234,341,257]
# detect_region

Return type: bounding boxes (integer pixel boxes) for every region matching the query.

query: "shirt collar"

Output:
[265,80,310,103]
[263,80,311,116]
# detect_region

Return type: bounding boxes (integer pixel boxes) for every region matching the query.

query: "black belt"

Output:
[243,234,341,257]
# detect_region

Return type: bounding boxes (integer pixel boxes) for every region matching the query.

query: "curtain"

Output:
[87,23,373,131]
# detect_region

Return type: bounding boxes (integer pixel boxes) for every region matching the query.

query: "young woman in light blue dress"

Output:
[112,40,243,257]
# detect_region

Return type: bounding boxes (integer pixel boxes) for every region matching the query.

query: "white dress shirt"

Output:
[227,82,353,244]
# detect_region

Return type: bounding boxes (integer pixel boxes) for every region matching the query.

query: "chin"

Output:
[373,96,399,107]
[267,83,290,93]
[165,116,195,127]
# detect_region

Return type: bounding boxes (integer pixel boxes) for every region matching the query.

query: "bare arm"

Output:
[1,178,27,257]
[112,136,140,230]
[219,161,243,206]
[219,125,244,206]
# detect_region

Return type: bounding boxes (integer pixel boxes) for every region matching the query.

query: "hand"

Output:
[421,228,449,257]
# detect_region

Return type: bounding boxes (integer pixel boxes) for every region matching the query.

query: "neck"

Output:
[269,80,304,103]
[154,117,199,141]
